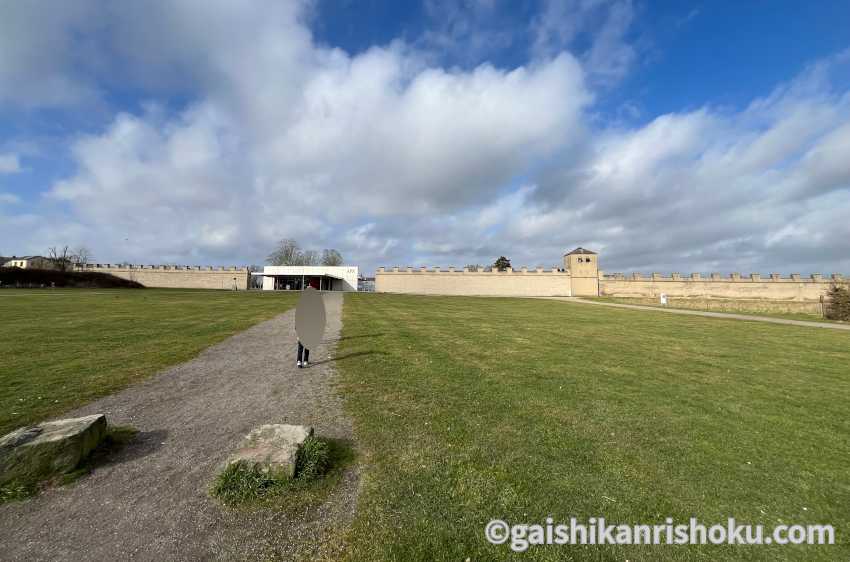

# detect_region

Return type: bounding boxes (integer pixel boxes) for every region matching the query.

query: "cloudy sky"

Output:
[1,1,849,275]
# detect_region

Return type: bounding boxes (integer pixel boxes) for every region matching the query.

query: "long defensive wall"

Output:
[598,272,843,300]
[375,247,846,301]
[74,264,249,290]
[375,266,572,297]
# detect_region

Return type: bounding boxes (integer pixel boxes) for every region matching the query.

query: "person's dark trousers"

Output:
[297,341,310,363]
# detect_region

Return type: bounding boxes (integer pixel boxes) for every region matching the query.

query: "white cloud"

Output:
[512,56,850,274]
[0,2,102,107]
[0,2,848,276]
[39,2,589,267]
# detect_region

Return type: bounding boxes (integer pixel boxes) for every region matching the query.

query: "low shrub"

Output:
[211,436,351,508]
[294,435,330,481]
[824,283,850,321]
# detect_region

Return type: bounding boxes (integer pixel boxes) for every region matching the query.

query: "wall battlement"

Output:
[374,249,847,300]
[377,266,568,274]
[375,266,571,296]
[78,264,248,272]
[598,271,845,301]
[602,272,844,282]
[74,264,249,290]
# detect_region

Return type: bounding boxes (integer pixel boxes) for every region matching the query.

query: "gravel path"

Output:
[542,296,850,331]
[0,292,358,561]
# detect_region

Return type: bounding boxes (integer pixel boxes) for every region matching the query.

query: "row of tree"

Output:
[46,245,94,271]
[266,239,344,266]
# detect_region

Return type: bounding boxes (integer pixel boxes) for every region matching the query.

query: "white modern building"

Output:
[254,265,359,291]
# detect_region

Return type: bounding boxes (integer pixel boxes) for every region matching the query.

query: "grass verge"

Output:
[587,296,843,323]
[336,293,849,561]
[0,289,297,435]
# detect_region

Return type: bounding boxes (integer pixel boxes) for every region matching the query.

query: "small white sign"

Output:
[660,293,668,305]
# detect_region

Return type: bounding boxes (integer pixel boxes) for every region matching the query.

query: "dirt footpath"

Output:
[0,292,357,561]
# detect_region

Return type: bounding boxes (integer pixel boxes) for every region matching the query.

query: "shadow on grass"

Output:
[309,350,387,367]
[335,333,386,342]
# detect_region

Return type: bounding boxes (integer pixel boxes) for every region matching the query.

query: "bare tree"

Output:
[248,265,264,289]
[71,246,93,267]
[298,250,319,266]
[267,239,332,266]
[321,249,343,266]
[267,239,301,265]
[47,245,72,272]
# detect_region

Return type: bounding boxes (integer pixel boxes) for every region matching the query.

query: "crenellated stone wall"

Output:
[73,264,249,290]
[375,266,846,301]
[375,267,571,297]
[598,272,845,301]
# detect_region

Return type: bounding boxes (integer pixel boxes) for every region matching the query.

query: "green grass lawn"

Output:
[0,289,296,435]
[588,296,843,324]
[336,293,850,561]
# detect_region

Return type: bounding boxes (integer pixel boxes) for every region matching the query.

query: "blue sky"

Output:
[312,1,850,116]
[1,1,849,274]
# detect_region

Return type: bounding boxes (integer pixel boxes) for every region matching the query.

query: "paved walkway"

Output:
[0,292,358,561]
[541,297,850,331]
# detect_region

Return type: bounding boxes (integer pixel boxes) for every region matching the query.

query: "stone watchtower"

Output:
[564,247,599,297]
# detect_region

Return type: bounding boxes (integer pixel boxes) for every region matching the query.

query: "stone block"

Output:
[0,414,107,486]
[226,424,313,479]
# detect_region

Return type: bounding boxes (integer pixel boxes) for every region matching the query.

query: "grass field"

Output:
[2,289,847,559]
[588,296,840,324]
[0,289,296,435]
[336,293,849,561]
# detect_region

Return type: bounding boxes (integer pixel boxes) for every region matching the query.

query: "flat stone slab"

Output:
[227,424,313,479]
[0,414,107,486]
